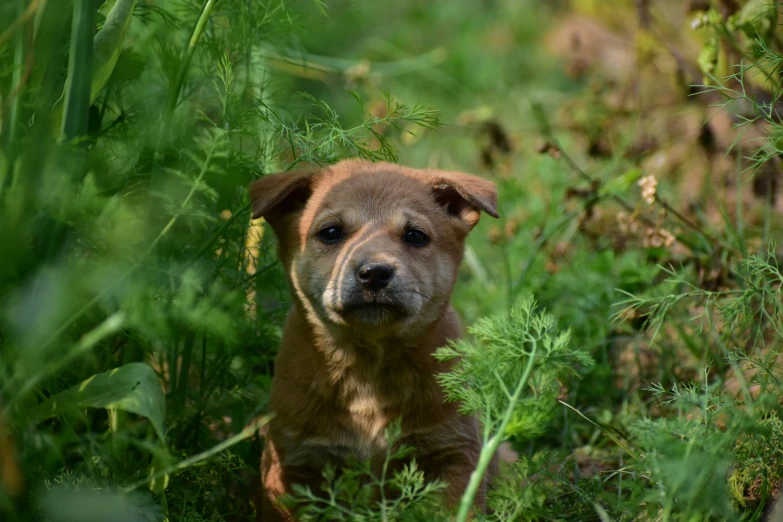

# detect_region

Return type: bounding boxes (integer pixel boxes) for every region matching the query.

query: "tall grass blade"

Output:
[61,0,96,141]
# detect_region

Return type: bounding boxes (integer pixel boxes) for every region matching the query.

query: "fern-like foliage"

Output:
[285,420,449,522]
[435,295,594,440]
[0,1,440,520]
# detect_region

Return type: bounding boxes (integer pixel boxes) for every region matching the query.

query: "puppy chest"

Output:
[340,393,391,457]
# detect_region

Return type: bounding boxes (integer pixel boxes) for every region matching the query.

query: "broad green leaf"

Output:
[92,0,138,103]
[98,0,118,18]
[29,362,165,440]
[52,0,137,136]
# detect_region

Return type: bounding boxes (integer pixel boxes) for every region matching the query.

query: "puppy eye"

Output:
[318,225,344,244]
[403,229,429,247]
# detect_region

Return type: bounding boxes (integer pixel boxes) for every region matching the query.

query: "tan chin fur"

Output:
[249,159,500,521]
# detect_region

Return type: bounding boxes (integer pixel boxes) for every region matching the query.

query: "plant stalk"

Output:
[61,0,96,141]
[151,0,218,171]
[122,415,269,492]
[166,0,218,117]
[455,341,538,522]
[5,0,26,149]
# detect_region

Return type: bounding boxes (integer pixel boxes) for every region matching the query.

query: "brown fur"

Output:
[249,159,502,521]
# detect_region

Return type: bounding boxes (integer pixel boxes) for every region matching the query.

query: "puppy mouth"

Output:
[338,298,408,323]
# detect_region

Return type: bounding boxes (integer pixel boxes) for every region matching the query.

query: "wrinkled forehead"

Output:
[302,170,436,229]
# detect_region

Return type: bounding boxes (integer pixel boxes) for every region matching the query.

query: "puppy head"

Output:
[249,159,499,337]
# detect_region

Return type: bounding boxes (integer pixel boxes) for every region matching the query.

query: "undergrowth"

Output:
[2,1,783,521]
[0,1,437,520]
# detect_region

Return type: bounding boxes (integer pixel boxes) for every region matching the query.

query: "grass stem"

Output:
[455,340,538,522]
[61,0,96,142]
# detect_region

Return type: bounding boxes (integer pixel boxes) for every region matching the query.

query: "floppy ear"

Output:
[429,170,500,229]
[248,170,314,227]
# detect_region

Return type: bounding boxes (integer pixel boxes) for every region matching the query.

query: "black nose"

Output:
[357,263,395,290]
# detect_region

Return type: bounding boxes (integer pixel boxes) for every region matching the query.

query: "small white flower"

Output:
[643,227,675,248]
[637,175,658,205]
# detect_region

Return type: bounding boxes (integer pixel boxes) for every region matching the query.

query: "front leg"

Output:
[258,437,356,522]
[414,440,485,510]
[403,416,498,515]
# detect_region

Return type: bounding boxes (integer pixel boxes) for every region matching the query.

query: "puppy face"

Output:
[249,160,498,337]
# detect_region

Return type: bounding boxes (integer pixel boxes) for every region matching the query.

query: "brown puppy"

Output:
[249,159,500,521]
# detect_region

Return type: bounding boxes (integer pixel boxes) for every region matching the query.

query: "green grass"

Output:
[2,0,783,521]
